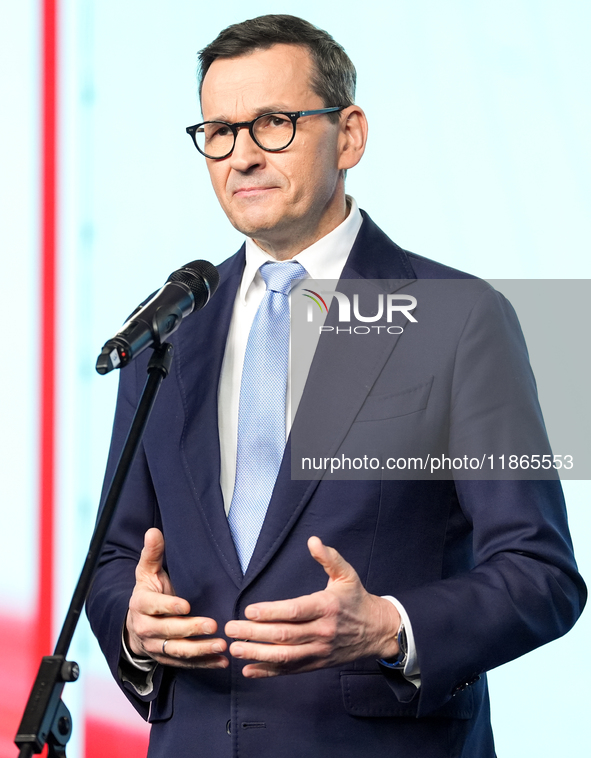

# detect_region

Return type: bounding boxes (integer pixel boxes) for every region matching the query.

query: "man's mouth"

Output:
[232,186,276,198]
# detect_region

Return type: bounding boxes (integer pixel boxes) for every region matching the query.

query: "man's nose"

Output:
[229,126,264,172]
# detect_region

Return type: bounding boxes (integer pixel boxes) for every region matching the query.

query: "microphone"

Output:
[96,259,220,375]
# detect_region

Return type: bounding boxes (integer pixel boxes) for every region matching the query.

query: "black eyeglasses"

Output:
[186,107,344,160]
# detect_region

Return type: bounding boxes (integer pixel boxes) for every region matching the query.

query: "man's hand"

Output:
[225,536,401,678]
[125,528,228,668]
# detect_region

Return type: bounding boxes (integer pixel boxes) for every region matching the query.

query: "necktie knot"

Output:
[260,261,306,295]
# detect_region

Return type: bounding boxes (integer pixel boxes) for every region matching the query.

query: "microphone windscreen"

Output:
[168,260,220,310]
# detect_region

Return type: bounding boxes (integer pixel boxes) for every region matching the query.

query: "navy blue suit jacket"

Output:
[87,213,586,758]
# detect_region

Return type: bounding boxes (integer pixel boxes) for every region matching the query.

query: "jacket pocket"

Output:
[355,377,434,422]
[148,675,176,723]
[341,672,473,720]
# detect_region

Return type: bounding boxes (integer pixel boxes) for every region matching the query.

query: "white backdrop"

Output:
[1,1,589,756]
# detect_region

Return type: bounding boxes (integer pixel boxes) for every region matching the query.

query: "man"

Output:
[87,14,586,758]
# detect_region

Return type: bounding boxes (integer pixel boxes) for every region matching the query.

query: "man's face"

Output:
[200,44,347,256]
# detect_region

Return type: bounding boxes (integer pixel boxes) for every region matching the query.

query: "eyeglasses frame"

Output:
[186,106,345,160]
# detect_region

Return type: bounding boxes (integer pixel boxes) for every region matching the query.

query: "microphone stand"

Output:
[15,342,174,757]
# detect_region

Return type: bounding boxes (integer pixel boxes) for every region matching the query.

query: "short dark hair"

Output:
[198,14,356,122]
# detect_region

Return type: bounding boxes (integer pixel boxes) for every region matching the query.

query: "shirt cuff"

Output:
[381,595,421,688]
[119,625,158,695]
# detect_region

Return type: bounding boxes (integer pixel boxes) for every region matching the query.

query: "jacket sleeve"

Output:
[86,355,164,718]
[392,287,587,716]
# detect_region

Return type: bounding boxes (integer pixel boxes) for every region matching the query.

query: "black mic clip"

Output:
[95,294,187,374]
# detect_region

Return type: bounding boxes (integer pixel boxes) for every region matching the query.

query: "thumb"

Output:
[137,527,165,577]
[307,536,357,584]
[135,528,184,605]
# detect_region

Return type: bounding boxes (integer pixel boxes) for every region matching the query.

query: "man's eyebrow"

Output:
[251,104,293,116]
[204,104,294,122]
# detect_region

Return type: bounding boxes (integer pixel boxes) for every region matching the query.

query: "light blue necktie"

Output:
[228,261,306,572]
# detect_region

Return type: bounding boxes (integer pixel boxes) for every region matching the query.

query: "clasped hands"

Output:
[126,528,401,677]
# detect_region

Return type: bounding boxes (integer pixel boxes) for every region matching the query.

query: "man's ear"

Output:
[337,105,368,171]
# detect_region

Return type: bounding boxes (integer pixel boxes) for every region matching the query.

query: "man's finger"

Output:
[240,664,282,678]
[158,653,229,671]
[151,633,230,669]
[150,636,228,661]
[225,618,319,645]
[241,592,326,624]
[229,639,326,673]
[133,612,218,640]
[307,536,357,583]
[136,528,166,577]
[131,587,191,617]
[240,661,319,678]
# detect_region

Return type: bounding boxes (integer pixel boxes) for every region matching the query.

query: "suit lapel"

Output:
[243,213,418,584]
[176,248,245,586]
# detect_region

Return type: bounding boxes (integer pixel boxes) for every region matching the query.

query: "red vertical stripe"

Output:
[37,0,58,662]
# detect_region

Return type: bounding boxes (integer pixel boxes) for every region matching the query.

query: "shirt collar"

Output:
[239,196,363,303]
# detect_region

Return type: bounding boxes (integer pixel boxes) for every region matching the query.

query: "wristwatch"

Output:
[378,622,408,669]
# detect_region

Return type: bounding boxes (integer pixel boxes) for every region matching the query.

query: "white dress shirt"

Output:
[218,196,363,514]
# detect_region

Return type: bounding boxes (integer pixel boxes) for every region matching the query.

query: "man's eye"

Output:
[201,124,231,142]
[258,115,290,129]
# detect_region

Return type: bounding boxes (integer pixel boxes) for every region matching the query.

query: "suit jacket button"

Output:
[452,673,481,695]
[226,720,231,735]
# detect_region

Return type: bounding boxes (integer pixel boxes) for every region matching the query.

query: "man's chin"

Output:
[227,212,285,240]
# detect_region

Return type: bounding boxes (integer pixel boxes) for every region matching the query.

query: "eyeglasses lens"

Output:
[196,123,234,159]
[252,114,294,150]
